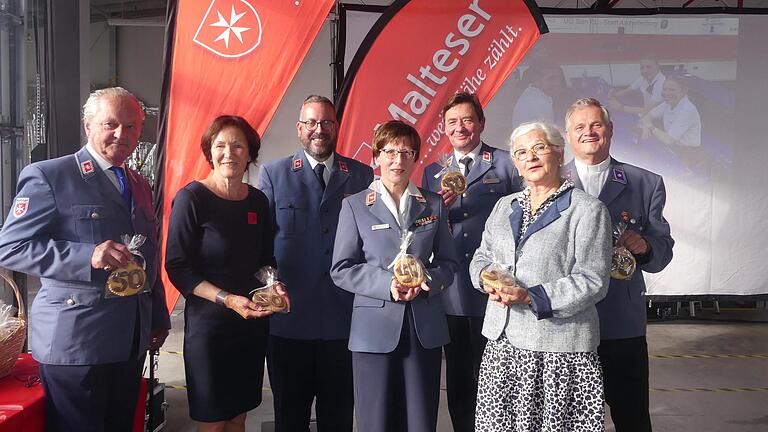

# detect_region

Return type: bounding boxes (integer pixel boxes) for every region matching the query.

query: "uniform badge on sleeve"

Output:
[12,197,29,218]
[292,159,303,171]
[80,160,94,174]
[338,161,349,173]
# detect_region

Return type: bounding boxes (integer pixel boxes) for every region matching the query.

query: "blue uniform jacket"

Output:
[564,158,674,339]
[330,187,459,354]
[259,150,373,340]
[0,147,170,365]
[422,143,521,316]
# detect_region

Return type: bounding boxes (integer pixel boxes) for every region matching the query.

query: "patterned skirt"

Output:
[475,336,605,432]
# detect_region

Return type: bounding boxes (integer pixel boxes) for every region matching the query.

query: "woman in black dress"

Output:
[165,115,289,432]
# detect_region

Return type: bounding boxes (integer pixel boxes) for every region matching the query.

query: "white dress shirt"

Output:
[575,157,611,198]
[454,143,482,176]
[368,179,422,229]
[648,96,702,147]
[629,71,666,107]
[85,143,125,193]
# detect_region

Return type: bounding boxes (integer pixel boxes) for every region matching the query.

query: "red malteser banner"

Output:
[336,0,548,179]
[159,0,335,312]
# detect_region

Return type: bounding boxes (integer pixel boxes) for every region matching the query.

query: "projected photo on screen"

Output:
[486,15,737,181]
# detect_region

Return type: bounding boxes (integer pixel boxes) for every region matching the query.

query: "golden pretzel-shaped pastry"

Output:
[611,247,636,280]
[480,269,517,292]
[393,255,425,288]
[252,289,289,313]
[441,171,467,194]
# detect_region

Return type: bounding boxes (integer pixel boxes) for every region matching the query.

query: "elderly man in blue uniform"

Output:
[564,97,674,432]
[259,95,373,432]
[422,92,521,432]
[0,87,170,432]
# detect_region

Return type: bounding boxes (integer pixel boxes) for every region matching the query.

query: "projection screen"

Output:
[341,9,768,296]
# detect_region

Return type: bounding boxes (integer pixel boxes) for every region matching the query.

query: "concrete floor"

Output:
[153,301,768,432]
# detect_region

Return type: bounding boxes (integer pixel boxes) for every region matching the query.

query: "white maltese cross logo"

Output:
[194,0,262,58]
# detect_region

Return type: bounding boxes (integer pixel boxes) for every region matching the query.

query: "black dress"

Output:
[165,181,275,422]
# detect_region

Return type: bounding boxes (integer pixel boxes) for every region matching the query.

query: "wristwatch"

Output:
[215,290,229,306]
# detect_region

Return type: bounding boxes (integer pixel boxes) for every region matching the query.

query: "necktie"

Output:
[109,166,132,207]
[645,79,656,95]
[460,156,473,176]
[313,163,326,190]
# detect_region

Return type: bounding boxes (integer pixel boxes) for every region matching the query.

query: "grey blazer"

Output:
[0,147,170,365]
[422,143,522,316]
[331,187,458,353]
[564,159,674,340]
[469,187,612,353]
[258,150,373,340]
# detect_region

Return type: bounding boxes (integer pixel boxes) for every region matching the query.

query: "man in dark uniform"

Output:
[259,95,373,432]
[564,97,674,432]
[0,87,170,432]
[422,92,521,432]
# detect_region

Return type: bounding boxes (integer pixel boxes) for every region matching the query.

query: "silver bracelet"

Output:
[215,290,229,306]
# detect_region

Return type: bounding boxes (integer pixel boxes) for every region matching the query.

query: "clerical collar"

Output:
[575,156,610,174]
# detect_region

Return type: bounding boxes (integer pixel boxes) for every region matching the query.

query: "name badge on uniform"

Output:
[371,223,390,231]
[415,215,438,227]
[482,177,500,184]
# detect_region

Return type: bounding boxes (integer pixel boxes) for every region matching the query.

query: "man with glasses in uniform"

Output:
[259,95,373,432]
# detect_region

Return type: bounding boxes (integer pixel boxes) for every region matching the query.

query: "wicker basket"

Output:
[0,271,26,378]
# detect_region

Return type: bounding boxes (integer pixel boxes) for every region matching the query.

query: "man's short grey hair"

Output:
[564,98,611,129]
[82,87,146,122]
[509,121,565,151]
[300,95,335,113]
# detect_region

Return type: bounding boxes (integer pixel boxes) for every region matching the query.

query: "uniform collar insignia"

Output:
[366,191,376,206]
[292,158,303,171]
[338,160,348,173]
[415,194,427,203]
[80,160,95,175]
[482,151,492,162]
[612,168,627,184]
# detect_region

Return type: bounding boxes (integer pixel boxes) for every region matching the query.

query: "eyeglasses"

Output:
[512,143,554,161]
[298,119,336,131]
[380,148,416,160]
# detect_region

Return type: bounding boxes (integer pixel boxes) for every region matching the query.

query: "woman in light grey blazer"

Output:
[470,121,612,432]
